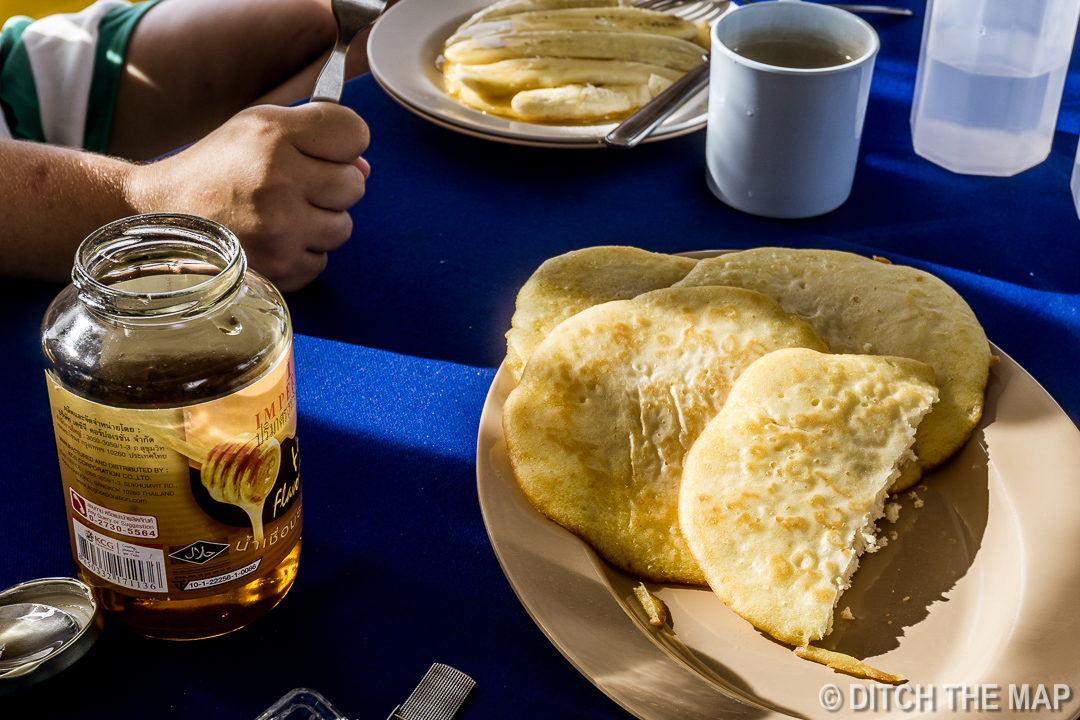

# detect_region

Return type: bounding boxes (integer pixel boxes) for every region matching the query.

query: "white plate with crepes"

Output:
[366,0,725,147]
[475,251,1080,719]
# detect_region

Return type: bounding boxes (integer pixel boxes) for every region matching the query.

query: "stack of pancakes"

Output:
[440,0,711,123]
[502,246,992,681]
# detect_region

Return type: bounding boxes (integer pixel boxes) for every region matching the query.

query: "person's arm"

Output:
[0,139,137,282]
[107,0,375,162]
[1,102,369,292]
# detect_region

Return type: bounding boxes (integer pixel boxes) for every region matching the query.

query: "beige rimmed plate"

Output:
[367,0,724,148]
[475,259,1080,719]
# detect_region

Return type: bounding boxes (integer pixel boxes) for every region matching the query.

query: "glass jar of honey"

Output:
[41,214,302,640]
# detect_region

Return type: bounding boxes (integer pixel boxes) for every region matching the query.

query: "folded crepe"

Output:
[503,286,828,585]
[679,348,938,681]
[675,247,990,491]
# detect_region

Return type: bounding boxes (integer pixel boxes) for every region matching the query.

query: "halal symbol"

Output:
[169,540,230,565]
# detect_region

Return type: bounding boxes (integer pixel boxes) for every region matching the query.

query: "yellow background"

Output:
[1,0,88,20]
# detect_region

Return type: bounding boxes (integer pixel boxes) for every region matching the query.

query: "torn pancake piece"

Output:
[795,646,905,685]
[504,246,697,381]
[503,286,828,585]
[633,583,669,627]
[679,348,937,674]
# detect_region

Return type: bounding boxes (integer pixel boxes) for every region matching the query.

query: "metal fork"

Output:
[604,0,722,148]
[311,0,388,103]
[636,0,912,16]
[636,0,733,20]
[604,55,711,148]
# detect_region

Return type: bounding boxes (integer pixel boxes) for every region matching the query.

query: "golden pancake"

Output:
[503,286,829,584]
[675,247,991,491]
[679,349,937,663]
[504,246,697,381]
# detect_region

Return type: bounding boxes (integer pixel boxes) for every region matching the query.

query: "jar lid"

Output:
[0,578,102,693]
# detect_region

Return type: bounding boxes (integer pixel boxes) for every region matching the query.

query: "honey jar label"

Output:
[46,349,301,600]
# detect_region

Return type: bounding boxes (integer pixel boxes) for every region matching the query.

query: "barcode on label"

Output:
[73,519,168,594]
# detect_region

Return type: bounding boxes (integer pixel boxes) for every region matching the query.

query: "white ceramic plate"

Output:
[475,260,1080,719]
[366,0,723,147]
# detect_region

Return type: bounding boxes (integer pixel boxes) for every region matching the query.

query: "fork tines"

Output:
[634,0,728,22]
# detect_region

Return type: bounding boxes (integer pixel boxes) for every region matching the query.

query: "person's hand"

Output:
[126,102,370,292]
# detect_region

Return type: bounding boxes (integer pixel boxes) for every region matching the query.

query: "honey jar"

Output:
[41,214,302,640]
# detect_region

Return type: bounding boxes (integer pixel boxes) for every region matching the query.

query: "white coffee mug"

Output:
[705,2,880,219]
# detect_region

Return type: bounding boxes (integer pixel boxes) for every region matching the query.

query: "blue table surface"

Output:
[3,0,1080,716]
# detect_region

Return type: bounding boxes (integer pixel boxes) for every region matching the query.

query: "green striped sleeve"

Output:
[0,16,45,143]
[83,0,161,153]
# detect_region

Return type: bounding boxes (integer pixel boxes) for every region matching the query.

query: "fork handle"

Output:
[605,59,710,149]
[312,39,350,103]
[739,0,913,15]
[825,3,913,15]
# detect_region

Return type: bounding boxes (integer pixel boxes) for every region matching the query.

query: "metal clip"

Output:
[387,663,475,720]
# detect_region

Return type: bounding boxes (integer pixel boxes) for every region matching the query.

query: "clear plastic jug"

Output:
[910,0,1080,176]
[1071,143,1080,217]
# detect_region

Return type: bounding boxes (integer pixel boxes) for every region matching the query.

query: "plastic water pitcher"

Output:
[911,0,1080,176]
[1071,144,1080,218]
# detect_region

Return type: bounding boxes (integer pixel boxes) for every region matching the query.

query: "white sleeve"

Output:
[21,1,129,148]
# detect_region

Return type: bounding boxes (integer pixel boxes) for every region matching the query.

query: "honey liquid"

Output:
[43,228,301,641]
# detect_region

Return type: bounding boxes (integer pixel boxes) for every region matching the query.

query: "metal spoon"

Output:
[311,0,389,103]
[0,603,79,673]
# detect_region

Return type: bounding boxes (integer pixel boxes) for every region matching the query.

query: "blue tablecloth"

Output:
[2,0,1079,716]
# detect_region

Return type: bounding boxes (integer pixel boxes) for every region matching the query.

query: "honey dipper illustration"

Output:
[152,430,281,543]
